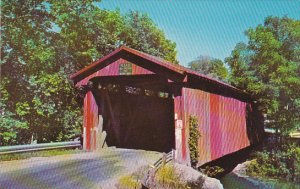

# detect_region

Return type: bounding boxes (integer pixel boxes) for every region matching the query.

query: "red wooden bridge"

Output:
[71,46,264,166]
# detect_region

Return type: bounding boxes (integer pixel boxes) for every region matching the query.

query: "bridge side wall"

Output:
[182,88,250,165]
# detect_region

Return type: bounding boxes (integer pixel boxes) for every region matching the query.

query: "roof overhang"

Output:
[70,46,253,102]
[70,46,186,84]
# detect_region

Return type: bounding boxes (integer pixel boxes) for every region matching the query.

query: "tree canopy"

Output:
[188,56,228,81]
[0,0,178,145]
[226,16,300,135]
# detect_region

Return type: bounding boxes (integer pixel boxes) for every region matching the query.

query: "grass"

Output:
[117,175,141,189]
[0,148,82,161]
[155,164,189,189]
[116,164,188,189]
[117,163,206,189]
[116,166,147,189]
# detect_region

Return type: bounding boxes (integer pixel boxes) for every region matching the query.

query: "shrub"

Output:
[247,143,300,182]
[188,116,201,168]
[201,166,225,178]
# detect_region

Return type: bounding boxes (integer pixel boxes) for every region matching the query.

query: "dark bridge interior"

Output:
[91,75,175,152]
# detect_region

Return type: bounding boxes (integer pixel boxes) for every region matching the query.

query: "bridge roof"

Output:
[70,46,252,101]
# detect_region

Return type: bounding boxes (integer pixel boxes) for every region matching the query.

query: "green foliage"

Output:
[1,1,178,145]
[117,175,141,189]
[156,165,188,189]
[201,166,225,178]
[116,165,149,189]
[0,78,29,145]
[189,56,228,81]
[247,143,300,182]
[123,11,178,64]
[188,116,201,167]
[155,164,205,189]
[226,16,300,135]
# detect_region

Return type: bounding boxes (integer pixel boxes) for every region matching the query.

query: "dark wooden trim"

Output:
[71,46,253,102]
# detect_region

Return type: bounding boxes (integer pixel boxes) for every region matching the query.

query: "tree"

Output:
[188,56,228,81]
[0,0,179,145]
[226,16,300,135]
[1,0,56,144]
[122,11,178,64]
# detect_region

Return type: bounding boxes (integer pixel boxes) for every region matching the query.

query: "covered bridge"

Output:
[70,46,264,165]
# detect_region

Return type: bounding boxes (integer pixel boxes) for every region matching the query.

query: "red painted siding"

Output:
[182,88,250,165]
[76,59,153,87]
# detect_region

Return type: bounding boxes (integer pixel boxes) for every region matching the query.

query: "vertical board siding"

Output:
[182,88,211,164]
[210,94,222,160]
[76,59,153,87]
[182,88,250,165]
[84,91,98,150]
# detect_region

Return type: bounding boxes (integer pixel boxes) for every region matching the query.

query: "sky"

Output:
[97,0,299,67]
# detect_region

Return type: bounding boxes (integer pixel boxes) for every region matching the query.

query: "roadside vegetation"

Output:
[247,141,300,182]
[155,165,188,189]
[116,166,146,189]
[116,175,141,189]
[1,0,178,146]
[0,149,82,161]
[201,166,225,178]
[117,163,206,189]
[155,164,206,189]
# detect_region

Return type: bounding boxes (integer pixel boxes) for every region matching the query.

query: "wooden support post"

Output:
[162,153,166,166]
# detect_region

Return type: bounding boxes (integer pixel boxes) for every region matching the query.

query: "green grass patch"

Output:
[117,175,141,189]
[116,166,147,189]
[0,149,82,161]
[156,164,189,189]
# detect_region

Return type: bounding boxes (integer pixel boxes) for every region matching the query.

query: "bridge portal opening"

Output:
[91,75,175,152]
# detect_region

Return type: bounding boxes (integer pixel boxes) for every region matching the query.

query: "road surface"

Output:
[0,148,161,189]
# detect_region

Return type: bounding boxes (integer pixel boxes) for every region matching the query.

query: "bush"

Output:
[247,143,300,182]
[201,166,225,178]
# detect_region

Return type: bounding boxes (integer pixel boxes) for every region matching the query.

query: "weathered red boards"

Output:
[71,46,264,166]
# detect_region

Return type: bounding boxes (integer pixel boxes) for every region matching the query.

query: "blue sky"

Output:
[98,0,299,66]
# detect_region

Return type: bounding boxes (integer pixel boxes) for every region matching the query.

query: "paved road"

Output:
[0,148,161,189]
